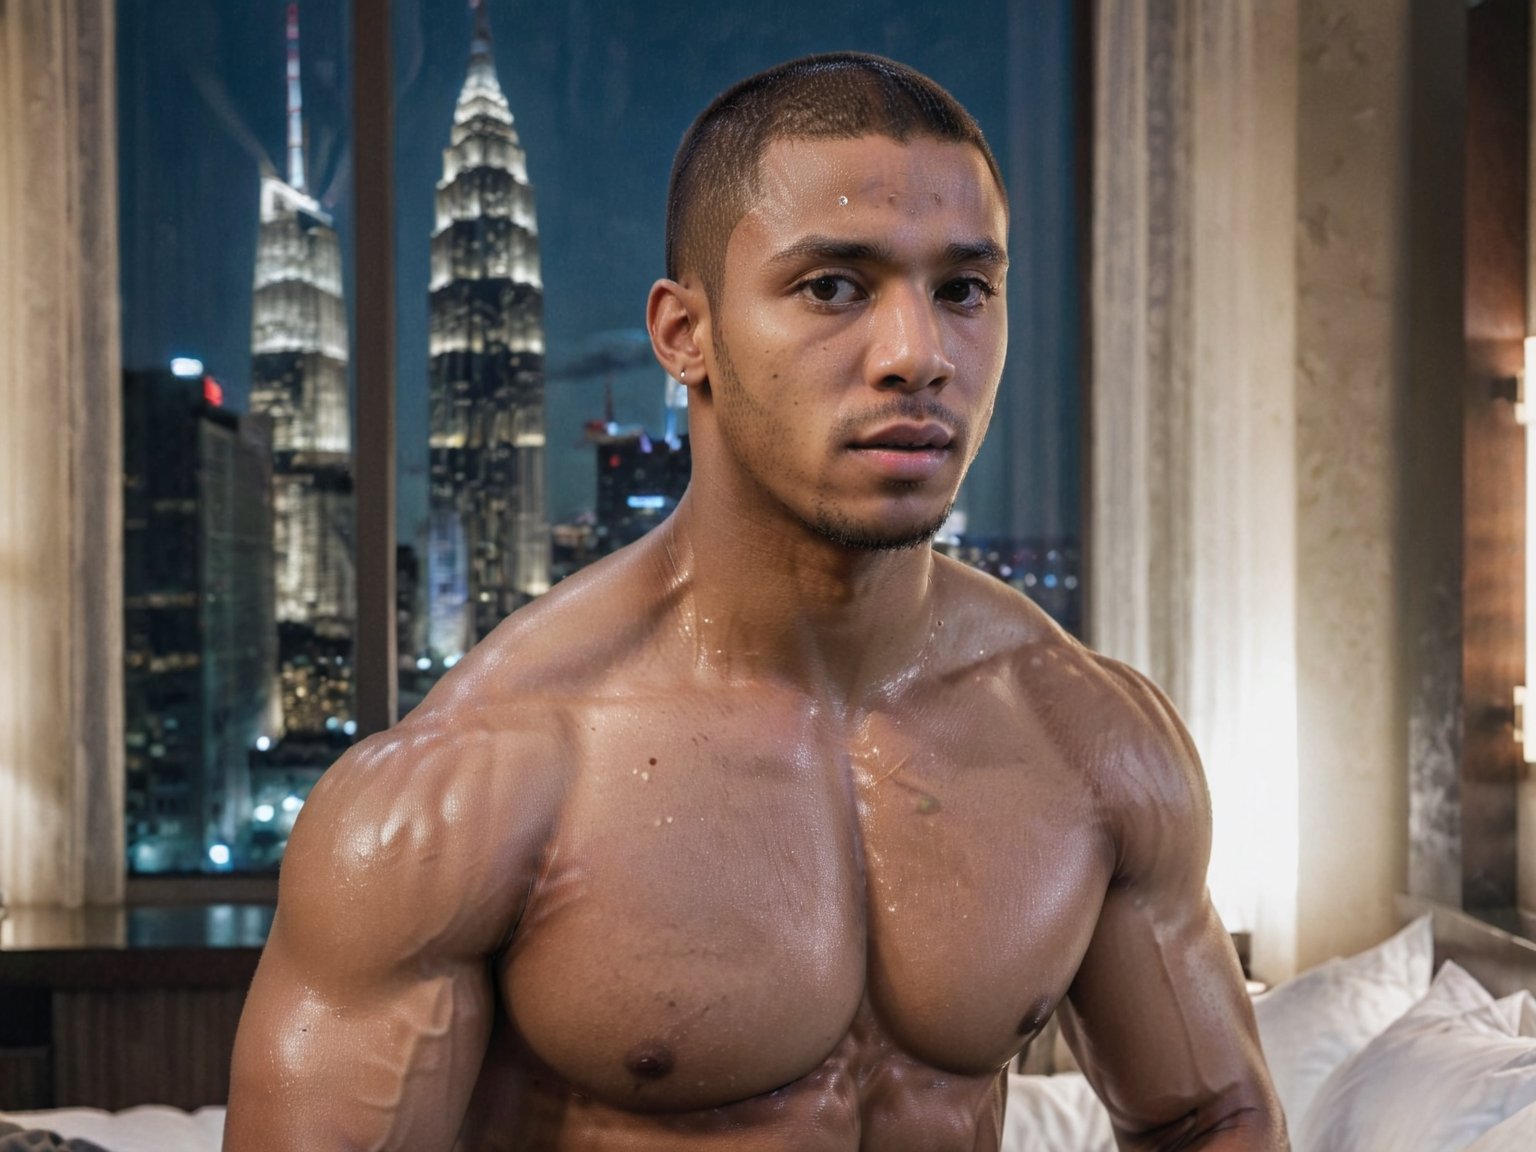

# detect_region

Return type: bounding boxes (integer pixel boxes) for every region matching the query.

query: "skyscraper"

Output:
[249,3,354,735]
[123,368,276,873]
[428,0,549,658]
[585,374,692,556]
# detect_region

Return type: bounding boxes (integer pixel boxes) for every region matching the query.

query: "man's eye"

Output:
[938,277,995,307]
[802,276,860,304]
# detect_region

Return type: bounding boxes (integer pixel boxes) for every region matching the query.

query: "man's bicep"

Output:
[1060,660,1283,1149]
[1062,881,1273,1146]
[224,735,514,1151]
[227,907,495,1152]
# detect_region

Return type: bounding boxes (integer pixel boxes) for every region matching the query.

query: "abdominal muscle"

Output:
[455,997,1009,1152]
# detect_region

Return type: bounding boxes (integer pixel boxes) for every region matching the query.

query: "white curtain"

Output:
[1090,0,1303,977]
[0,0,124,907]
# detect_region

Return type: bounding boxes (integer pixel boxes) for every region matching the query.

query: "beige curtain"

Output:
[1091,0,1303,974]
[1090,0,1410,980]
[0,0,124,907]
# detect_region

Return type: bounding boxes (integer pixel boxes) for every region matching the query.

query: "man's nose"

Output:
[865,284,955,393]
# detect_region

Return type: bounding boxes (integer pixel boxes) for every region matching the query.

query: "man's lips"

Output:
[847,421,954,451]
[845,422,955,482]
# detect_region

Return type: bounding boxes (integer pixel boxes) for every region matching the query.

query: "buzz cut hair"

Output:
[664,52,1005,304]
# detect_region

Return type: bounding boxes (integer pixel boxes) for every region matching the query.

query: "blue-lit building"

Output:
[123,367,276,873]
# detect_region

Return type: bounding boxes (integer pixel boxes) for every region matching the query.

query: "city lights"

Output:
[119,4,1085,881]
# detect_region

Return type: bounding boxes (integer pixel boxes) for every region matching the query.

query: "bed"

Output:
[5,902,1536,1151]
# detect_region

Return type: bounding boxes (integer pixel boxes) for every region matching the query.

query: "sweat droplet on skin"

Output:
[838,195,849,206]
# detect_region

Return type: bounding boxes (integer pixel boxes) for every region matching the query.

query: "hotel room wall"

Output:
[1463,0,1526,919]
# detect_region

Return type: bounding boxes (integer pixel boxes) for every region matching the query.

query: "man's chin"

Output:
[806,503,955,553]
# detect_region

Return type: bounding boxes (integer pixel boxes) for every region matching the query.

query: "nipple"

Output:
[625,1042,676,1081]
[1016,996,1054,1037]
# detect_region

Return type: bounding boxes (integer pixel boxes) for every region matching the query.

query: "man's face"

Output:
[697,134,1009,552]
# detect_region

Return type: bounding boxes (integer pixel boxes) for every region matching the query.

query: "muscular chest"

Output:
[501,693,1111,1112]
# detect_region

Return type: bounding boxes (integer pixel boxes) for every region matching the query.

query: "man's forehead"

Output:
[723,134,1008,266]
[752,134,1004,212]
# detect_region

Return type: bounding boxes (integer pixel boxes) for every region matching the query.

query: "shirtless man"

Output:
[225,53,1285,1151]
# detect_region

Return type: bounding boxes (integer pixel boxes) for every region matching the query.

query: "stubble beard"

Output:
[711,332,964,554]
[809,489,956,552]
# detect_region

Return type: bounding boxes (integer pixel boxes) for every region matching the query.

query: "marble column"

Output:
[1294,0,1415,961]
[0,0,125,907]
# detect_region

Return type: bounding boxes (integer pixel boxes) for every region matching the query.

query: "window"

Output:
[118,0,1081,874]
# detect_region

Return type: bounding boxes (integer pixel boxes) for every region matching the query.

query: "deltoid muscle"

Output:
[428,0,550,661]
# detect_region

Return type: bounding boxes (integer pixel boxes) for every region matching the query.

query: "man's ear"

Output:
[647,277,710,393]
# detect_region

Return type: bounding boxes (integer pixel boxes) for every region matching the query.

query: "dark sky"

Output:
[118,0,1079,546]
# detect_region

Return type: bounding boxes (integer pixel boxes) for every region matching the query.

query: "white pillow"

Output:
[1252,914,1432,1129]
[1459,1099,1536,1152]
[0,1106,224,1152]
[1295,961,1536,1152]
[1001,1072,1114,1152]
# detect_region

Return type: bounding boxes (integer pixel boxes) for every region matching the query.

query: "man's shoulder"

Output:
[310,701,571,815]
[934,556,1205,815]
[279,706,569,958]
[424,538,678,710]
[932,552,1096,682]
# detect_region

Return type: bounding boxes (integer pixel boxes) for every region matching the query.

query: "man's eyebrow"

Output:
[765,236,897,268]
[945,240,1009,269]
[764,235,1009,271]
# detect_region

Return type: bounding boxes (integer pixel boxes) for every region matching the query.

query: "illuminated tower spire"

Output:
[471,0,493,61]
[286,3,306,193]
[251,2,354,736]
[427,0,549,657]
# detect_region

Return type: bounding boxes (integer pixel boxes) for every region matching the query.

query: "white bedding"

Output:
[3,1075,1107,1152]
[0,1105,225,1152]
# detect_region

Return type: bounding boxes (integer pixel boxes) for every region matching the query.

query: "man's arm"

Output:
[225,719,554,1151]
[1059,661,1287,1152]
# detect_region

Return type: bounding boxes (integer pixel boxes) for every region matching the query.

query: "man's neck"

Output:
[655,493,940,715]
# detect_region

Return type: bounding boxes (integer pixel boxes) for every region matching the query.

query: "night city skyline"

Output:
[117,0,1080,546]
[116,0,1082,872]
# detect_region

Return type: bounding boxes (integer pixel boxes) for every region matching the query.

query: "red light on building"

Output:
[203,376,224,407]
